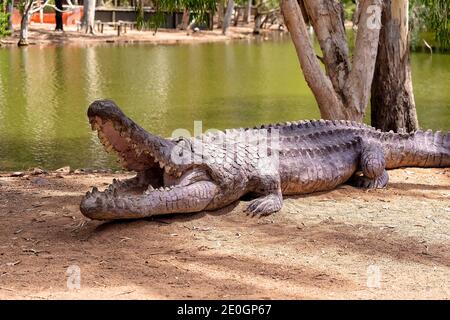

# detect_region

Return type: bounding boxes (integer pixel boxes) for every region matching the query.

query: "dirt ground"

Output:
[0,167,449,299]
[1,23,274,47]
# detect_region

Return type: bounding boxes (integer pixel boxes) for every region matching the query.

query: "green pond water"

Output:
[1,35,450,171]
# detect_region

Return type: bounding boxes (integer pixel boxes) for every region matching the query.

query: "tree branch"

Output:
[280,0,345,119]
[301,0,351,95]
[30,0,51,14]
[344,0,382,116]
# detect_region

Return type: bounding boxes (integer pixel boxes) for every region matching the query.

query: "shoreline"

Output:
[1,23,285,47]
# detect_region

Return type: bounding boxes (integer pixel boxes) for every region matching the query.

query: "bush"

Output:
[0,12,11,37]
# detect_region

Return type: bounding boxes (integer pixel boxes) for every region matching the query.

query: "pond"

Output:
[1,36,450,170]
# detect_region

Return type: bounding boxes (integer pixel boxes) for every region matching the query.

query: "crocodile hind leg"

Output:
[245,168,283,216]
[350,170,389,188]
[350,140,389,189]
[245,190,283,216]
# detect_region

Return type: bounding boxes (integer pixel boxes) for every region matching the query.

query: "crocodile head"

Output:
[79,100,249,220]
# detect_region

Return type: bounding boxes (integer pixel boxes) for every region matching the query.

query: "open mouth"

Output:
[88,115,186,194]
[80,100,219,220]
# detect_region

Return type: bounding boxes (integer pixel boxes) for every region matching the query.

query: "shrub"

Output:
[0,12,11,37]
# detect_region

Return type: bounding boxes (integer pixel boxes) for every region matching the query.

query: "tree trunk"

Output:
[178,8,190,30]
[83,0,96,34]
[253,13,261,34]
[55,0,64,31]
[136,0,144,30]
[244,0,251,23]
[371,0,419,132]
[7,0,14,32]
[233,7,240,26]
[253,1,261,34]
[222,0,234,35]
[217,1,224,29]
[18,1,33,46]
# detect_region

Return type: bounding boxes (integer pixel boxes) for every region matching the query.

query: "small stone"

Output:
[10,172,24,177]
[31,168,45,175]
[31,177,50,186]
[55,166,71,174]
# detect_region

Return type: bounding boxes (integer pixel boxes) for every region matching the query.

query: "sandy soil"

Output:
[0,167,449,300]
[1,23,275,47]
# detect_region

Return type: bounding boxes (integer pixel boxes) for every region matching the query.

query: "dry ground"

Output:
[0,168,449,299]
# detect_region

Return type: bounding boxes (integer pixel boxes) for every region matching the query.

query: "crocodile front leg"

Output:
[80,181,218,220]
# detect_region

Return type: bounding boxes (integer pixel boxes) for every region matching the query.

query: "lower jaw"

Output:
[80,181,219,220]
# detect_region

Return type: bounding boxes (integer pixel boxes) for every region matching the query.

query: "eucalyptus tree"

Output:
[222,0,234,34]
[372,0,449,132]
[82,0,96,34]
[17,0,53,45]
[244,0,251,23]
[281,0,448,132]
[371,0,418,132]
[281,0,381,121]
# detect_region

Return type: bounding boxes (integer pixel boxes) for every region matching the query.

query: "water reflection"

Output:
[0,40,449,170]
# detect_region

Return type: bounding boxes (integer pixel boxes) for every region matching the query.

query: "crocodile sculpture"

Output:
[80,99,450,220]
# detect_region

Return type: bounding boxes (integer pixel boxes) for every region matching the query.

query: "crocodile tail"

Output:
[383,130,450,169]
